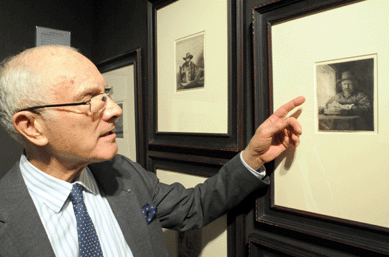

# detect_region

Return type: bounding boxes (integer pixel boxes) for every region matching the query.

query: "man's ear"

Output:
[12,111,48,146]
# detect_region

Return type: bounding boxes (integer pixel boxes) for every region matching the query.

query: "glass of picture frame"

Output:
[253,0,389,254]
[147,0,245,153]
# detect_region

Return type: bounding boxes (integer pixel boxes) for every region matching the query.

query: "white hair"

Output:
[0,45,79,144]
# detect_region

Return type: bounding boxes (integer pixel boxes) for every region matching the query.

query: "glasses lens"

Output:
[90,93,108,113]
[105,87,113,97]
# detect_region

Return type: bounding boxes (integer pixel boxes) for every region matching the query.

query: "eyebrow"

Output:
[73,83,110,101]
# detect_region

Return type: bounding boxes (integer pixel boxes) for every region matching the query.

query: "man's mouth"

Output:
[101,131,115,137]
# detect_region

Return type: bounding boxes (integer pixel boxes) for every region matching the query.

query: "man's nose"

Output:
[103,96,123,121]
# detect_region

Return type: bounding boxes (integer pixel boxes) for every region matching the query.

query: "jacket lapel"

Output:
[0,163,55,257]
[89,161,156,257]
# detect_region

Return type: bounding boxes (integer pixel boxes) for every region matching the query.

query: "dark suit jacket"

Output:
[0,154,269,257]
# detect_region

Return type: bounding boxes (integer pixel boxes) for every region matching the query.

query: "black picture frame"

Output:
[146,152,240,257]
[253,0,389,255]
[248,231,380,257]
[146,151,231,182]
[96,48,146,168]
[147,0,245,157]
[249,233,324,257]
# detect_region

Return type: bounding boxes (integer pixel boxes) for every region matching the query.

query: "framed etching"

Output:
[253,0,389,254]
[176,32,205,92]
[147,0,245,152]
[316,55,377,133]
[96,48,146,167]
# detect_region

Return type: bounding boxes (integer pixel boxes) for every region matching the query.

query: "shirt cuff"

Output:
[239,152,266,179]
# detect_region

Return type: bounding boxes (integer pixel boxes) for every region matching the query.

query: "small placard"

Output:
[36,26,71,46]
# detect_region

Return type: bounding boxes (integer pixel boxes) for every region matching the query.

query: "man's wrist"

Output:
[241,149,265,171]
[240,152,266,179]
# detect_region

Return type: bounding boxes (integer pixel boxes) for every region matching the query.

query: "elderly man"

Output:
[0,45,305,257]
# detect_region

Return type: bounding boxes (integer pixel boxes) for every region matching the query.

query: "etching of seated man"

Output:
[319,71,372,131]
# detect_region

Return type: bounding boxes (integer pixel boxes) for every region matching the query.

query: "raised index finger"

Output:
[273,96,305,118]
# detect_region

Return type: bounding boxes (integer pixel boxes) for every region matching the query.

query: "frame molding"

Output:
[96,48,146,167]
[253,0,389,254]
[147,0,245,156]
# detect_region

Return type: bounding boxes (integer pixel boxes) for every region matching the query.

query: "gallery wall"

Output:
[92,0,147,64]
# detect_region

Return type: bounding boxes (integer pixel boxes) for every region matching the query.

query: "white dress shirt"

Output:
[19,155,134,257]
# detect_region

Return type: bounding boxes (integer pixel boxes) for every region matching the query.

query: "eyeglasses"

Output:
[16,87,113,115]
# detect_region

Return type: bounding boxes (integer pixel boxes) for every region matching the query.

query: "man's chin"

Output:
[91,144,118,163]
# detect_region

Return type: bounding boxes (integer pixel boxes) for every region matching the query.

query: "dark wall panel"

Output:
[92,0,148,64]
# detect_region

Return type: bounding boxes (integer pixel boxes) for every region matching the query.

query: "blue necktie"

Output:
[70,183,104,257]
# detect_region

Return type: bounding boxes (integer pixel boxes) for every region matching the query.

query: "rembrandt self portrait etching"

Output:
[175,32,205,92]
[316,55,375,132]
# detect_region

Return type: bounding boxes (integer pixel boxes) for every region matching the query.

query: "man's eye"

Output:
[105,87,113,95]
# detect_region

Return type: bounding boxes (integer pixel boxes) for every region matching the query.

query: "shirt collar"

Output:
[19,154,99,214]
